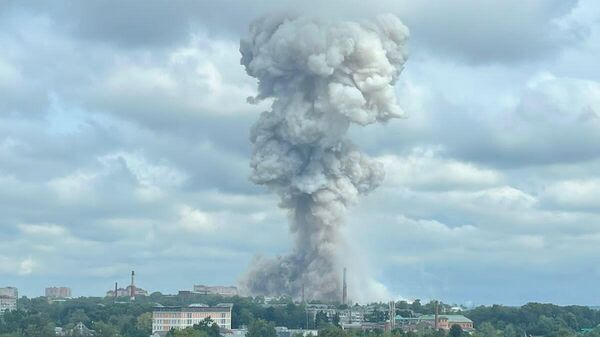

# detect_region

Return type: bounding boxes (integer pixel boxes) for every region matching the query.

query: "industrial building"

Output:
[152,303,233,333]
[106,271,148,299]
[395,314,473,332]
[106,285,148,298]
[419,314,474,330]
[193,285,238,296]
[45,287,72,299]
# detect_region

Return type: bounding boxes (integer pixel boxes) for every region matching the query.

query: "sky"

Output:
[1,0,600,306]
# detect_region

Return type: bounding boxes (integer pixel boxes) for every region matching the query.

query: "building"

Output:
[106,285,148,298]
[45,287,72,299]
[395,316,426,332]
[193,285,238,296]
[152,303,233,333]
[338,308,365,324]
[55,322,95,336]
[275,327,319,337]
[395,314,473,332]
[0,287,17,315]
[0,287,18,299]
[0,295,17,314]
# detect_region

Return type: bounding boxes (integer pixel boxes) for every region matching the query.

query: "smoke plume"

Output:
[240,14,409,301]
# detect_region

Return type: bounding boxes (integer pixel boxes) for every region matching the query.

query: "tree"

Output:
[478,322,499,337]
[318,325,347,337]
[411,300,422,313]
[193,318,220,337]
[315,311,329,328]
[67,309,90,325]
[136,312,152,334]
[246,319,276,337]
[168,327,207,337]
[449,324,463,337]
[332,313,341,327]
[94,321,121,337]
[503,324,518,337]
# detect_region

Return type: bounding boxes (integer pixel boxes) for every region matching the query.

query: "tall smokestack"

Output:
[130,270,135,302]
[240,14,409,301]
[114,282,118,302]
[342,267,347,305]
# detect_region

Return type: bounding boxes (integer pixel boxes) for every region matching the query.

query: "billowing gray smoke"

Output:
[240,14,409,301]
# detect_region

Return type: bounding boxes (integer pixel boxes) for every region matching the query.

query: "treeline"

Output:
[1,297,153,337]
[1,293,600,337]
[466,303,600,337]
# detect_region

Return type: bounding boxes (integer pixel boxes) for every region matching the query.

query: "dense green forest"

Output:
[1,293,599,337]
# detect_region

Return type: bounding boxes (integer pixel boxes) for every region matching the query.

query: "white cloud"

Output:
[379,148,502,191]
[18,223,67,236]
[541,178,600,211]
[18,257,36,275]
[177,205,216,233]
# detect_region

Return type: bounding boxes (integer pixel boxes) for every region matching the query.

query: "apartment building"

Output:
[0,287,18,299]
[45,287,72,299]
[0,296,17,314]
[0,287,17,315]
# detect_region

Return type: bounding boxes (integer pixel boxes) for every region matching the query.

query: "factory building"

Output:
[106,285,148,298]
[193,285,238,296]
[152,303,233,333]
[45,287,72,299]
[395,314,473,332]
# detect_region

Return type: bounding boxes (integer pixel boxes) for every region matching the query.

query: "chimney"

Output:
[130,270,136,301]
[114,282,118,302]
[342,267,347,305]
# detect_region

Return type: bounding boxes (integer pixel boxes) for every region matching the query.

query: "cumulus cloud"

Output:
[379,148,502,191]
[0,0,600,304]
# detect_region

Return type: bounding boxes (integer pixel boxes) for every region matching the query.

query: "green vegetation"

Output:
[0,294,599,337]
[246,319,277,337]
[466,303,600,337]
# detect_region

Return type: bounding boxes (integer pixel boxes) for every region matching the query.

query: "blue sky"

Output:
[1,0,600,306]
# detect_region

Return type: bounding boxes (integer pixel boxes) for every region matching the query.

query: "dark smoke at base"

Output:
[240,14,409,301]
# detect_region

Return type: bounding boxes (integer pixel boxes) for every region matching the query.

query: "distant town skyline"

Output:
[1,0,600,306]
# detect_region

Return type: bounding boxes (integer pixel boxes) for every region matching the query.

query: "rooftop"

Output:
[419,315,473,323]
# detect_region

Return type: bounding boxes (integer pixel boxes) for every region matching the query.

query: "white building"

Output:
[0,295,17,314]
[152,303,233,333]
[0,287,18,299]
[193,285,238,296]
[0,287,17,315]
